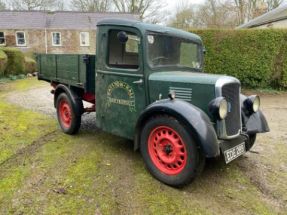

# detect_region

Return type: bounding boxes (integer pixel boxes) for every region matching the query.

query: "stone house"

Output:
[0,11,139,54]
[237,4,287,29]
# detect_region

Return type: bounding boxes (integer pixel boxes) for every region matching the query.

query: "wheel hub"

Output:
[148,126,187,175]
[164,144,173,155]
[59,99,72,128]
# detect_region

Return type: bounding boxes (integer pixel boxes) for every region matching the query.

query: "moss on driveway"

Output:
[0,78,286,214]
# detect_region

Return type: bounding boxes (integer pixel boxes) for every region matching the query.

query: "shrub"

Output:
[24,56,37,74]
[0,49,8,77]
[191,29,287,89]
[1,47,25,76]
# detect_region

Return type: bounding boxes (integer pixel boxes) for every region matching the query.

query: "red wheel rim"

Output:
[148,126,188,175]
[59,99,72,129]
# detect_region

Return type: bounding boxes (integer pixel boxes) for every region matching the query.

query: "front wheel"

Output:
[140,115,204,187]
[56,93,83,135]
[245,134,257,151]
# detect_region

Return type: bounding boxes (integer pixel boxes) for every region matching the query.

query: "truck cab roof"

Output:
[97,18,202,44]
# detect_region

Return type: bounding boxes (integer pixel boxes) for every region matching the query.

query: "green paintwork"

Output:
[38,19,234,140]
[94,21,221,139]
[38,54,96,94]
[95,25,146,139]
[97,19,202,44]
[148,71,224,85]
[148,71,222,116]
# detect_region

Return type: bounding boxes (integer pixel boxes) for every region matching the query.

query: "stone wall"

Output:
[0,29,97,55]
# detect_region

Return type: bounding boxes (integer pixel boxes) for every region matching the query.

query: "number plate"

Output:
[223,143,246,164]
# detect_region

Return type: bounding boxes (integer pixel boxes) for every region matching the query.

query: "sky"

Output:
[156,0,205,23]
[159,0,287,24]
[166,0,205,9]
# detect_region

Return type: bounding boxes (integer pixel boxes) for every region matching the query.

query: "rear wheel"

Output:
[140,115,204,187]
[56,93,83,135]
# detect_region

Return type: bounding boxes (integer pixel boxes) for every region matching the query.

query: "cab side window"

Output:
[108,30,139,69]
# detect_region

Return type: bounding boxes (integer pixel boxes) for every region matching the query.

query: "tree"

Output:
[9,0,61,10]
[112,0,163,21]
[56,0,65,10]
[264,0,284,11]
[169,0,285,29]
[233,0,245,24]
[0,1,6,10]
[232,0,284,24]
[197,0,238,28]
[232,0,269,24]
[71,0,111,12]
[169,2,194,29]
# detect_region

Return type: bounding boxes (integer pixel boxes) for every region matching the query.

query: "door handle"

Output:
[133,79,143,84]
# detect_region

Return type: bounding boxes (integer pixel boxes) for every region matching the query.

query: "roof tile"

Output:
[0,11,139,30]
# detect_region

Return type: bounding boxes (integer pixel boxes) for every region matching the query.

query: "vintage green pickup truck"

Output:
[38,19,269,187]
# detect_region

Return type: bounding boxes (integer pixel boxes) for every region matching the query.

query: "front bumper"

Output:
[219,134,248,163]
[219,134,247,153]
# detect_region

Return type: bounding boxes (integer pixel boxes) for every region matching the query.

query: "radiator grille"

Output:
[169,87,192,102]
[222,83,241,136]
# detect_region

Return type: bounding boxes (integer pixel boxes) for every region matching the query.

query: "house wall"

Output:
[254,19,287,29]
[0,29,97,54]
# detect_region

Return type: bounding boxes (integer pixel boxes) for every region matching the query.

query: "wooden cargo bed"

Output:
[37,54,96,94]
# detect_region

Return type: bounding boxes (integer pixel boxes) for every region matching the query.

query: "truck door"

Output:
[95,28,146,139]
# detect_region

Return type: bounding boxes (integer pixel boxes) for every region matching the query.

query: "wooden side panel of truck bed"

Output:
[37,54,96,94]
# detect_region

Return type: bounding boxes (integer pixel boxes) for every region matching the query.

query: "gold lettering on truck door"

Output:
[107,81,136,112]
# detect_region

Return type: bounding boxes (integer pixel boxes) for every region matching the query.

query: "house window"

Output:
[52,32,61,46]
[16,31,26,46]
[0,32,5,45]
[80,32,90,46]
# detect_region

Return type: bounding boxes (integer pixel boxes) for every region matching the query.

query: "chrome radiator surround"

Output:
[215,77,242,139]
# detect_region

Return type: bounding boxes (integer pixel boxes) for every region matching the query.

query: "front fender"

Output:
[135,99,220,158]
[240,94,270,134]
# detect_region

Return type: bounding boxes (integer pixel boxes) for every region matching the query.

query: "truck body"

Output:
[38,19,269,187]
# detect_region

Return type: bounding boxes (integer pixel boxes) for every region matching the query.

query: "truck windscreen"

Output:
[147,33,202,70]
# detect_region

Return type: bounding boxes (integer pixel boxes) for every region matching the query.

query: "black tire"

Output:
[140,115,205,187]
[56,93,83,135]
[245,134,257,151]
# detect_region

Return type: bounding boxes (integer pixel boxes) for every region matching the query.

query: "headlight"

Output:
[244,95,260,113]
[208,97,228,120]
[219,99,228,119]
[252,96,260,112]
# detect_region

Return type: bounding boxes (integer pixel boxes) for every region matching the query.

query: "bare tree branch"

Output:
[111,0,164,22]
[264,0,283,11]
[8,0,63,10]
[0,0,6,10]
[71,0,111,12]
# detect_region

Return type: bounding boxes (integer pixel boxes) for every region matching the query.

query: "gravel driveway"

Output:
[6,84,98,130]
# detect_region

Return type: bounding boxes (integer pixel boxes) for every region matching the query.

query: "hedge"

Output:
[0,47,25,76]
[24,56,37,74]
[191,29,287,89]
[0,49,8,77]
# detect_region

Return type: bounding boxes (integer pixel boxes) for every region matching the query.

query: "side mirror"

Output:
[117,31,128,43]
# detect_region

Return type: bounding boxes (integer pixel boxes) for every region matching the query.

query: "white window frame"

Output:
[80,32,90,47]
[16,31,26,46]
[52,32,62,46]
[0,31,5,46]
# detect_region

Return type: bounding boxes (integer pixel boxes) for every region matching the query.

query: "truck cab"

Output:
[38,19,269,187]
